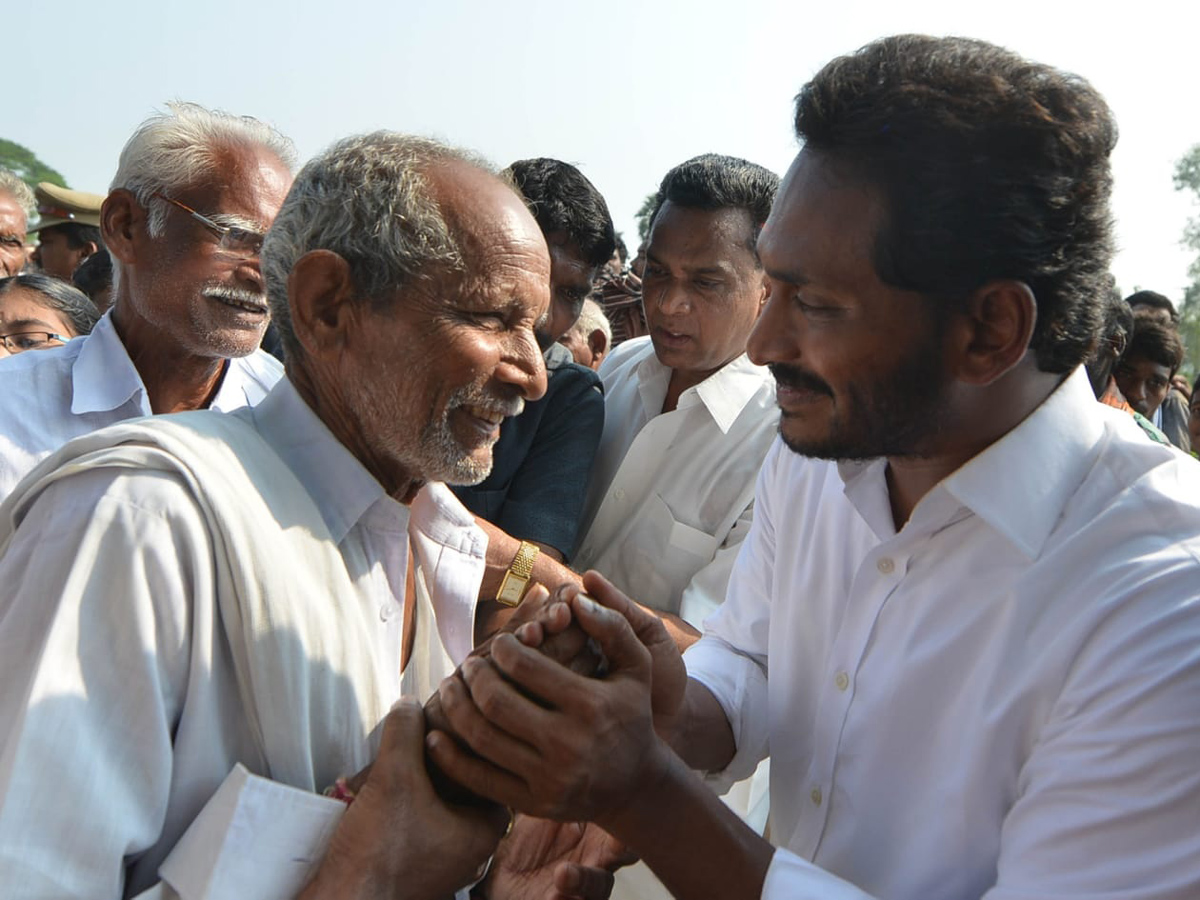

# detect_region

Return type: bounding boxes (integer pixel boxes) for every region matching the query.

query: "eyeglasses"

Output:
[0,331,69,353]
[151,192,265,258]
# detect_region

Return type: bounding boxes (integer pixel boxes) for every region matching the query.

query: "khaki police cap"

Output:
[30,182,104,231]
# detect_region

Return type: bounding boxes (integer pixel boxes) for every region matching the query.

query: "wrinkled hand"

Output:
[484,815,635,900]
[300,699,508,900]
[471,582,604,677]
[422,583,604,805]
[427,589,673,826]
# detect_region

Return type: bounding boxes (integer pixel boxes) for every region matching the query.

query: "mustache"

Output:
[769,363,833,397]
[449,386,525,420]
[202,285,269,309]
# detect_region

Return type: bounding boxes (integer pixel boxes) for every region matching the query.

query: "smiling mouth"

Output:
[206,290,269,315]
[464,405,506,427]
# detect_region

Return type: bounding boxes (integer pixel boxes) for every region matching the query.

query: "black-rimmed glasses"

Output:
[0,331,69,353]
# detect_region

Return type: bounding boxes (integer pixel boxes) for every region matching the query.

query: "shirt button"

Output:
[876,556,895,574]
[835,671,850,691]
[811,786,823,806]
[613,489,626,501]
[379,604,393,622]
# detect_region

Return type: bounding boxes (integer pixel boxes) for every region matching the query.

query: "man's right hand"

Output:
[424,583,604,804]
[300,699,508,900]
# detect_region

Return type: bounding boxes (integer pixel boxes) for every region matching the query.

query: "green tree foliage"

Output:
[634,191,657,242]
[0,138,67,189]
[1172,144,1200,376]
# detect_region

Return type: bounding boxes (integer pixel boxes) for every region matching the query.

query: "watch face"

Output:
[497,573,527,607]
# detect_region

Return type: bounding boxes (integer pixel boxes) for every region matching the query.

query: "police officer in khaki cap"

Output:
[30,182,103,281]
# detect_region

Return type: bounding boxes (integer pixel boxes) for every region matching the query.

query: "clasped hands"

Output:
[306,571,686,900]
[429,571,688,826]
[431,571,688,899]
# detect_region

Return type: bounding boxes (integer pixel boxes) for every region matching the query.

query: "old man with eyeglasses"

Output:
[0,101,292,499]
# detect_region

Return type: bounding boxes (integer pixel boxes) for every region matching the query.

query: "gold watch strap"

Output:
[496,540,540,607]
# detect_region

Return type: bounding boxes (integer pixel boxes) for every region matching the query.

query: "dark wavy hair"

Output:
[503,158,616,270]
[1124,319,1184,376]
[44,221,102,250]
[1125,290,1178,325]
[794,34,1117,373]
[0,272,101,335]
[648,154,779,258]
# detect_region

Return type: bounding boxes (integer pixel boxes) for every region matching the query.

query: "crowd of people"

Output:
[0,32,1198,900]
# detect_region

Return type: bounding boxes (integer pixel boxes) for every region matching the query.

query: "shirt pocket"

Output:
[632,494,720,611]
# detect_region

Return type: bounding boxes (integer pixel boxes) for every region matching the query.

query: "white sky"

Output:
[10,0,1199,298]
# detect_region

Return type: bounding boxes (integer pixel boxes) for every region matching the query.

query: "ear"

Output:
[80,241,99,261]
[288,250,358,359]
[1111,330,1127,359]
[587,327,609,371]
[101,189,142,266]
[950,280,1037,385]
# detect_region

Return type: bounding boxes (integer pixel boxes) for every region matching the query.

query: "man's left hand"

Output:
[483,815,635,900]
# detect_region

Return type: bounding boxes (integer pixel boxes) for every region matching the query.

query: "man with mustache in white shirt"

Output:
[429,35,1200,900]
[0,101,291,498]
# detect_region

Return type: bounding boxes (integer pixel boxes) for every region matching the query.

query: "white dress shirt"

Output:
[685,369,1200,900]
[0,311,281,498]
[575,336,778,626]
[0,379,483,899]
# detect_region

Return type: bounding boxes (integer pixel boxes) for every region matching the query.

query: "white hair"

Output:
[570,297,612,347]
[261,131,492,360]
[110,100,297,238]
[0,169,35,220]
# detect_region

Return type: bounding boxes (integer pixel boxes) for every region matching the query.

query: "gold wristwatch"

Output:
[496,540,540,607]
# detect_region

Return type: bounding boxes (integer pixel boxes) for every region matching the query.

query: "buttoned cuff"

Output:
[158,764,344,899]
[683,635,769,792]
[156,765,475,900]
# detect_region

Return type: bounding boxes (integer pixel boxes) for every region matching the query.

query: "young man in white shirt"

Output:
[429,35,1200,900]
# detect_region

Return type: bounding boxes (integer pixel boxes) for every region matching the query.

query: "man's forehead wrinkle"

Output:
[176,143,290,230]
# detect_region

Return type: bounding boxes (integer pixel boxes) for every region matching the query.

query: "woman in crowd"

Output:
[0,273,100,357]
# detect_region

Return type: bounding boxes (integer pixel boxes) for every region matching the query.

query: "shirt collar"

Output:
[634,348,773,433]
[939,368,1103,559]
[70,313,148,415]
[838,368,1103,559]
[70,311,262,415]
[634,347,672,419]
[243,378,388,544]
[207,354,268,412]
[687,353,775,433]
[411,482,488,552]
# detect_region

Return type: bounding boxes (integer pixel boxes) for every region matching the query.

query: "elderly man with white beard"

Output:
[0,133,620,900]
[0,101,292,499]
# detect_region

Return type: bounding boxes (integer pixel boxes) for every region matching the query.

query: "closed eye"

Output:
[795,295,841,318]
